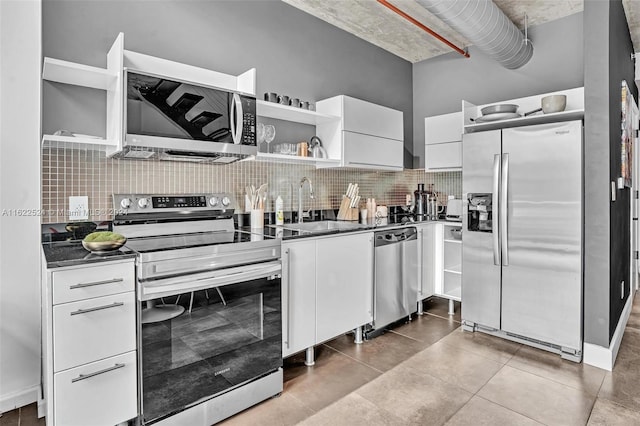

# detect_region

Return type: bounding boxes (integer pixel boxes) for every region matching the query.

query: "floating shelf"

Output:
[464,109,585,133]
[256,100,340,125]
[255,152,340,166]
[442,286,461,301]
[42,135,117,152]
[444,266,461,275]
[42,57,117,90]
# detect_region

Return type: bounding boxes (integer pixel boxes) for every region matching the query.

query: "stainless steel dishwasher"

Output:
[367,227,419,337]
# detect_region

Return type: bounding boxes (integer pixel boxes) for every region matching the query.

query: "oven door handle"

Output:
[139,261,282,301]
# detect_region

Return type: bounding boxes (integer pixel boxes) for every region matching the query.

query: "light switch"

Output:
[69,196,89,220]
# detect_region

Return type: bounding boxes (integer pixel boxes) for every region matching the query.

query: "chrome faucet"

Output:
[298,177,314,223]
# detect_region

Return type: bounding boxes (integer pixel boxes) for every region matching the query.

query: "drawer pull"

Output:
[70,302,125,316]
[71,363,125,383]
[69,278,124,290]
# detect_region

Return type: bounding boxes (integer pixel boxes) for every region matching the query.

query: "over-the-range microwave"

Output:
[116,70,257,163]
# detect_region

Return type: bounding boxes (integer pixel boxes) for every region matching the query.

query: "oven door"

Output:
[138,265,281,424]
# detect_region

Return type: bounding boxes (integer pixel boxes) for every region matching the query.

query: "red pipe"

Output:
[377,0,470,58]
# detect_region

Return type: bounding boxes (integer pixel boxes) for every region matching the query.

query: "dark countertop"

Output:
[239,215,456,241]
[42,241,136,269]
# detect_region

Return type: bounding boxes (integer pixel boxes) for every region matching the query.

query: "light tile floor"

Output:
[4,297,640,426]
[223,296,640,426]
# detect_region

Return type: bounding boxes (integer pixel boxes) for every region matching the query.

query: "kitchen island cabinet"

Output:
[281,231,374,363]
[41,256,137,426]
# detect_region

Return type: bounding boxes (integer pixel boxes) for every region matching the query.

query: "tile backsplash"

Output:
[42,144,461,224]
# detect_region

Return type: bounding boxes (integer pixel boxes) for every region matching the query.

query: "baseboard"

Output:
[0,385,39,414]
[583,292,634,371]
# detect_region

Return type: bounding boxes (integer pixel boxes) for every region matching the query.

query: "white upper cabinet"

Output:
[316,95,404,171]
[425,112,462,145]
[341,96,403,141]
[425,111,462,171]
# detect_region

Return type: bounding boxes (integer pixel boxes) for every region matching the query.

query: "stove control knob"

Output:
[209,196,219,207]
[138,198,150,209]
[221,196,231,207]
[120,198,132,209]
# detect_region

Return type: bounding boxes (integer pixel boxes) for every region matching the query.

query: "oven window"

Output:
[140,276,282,424]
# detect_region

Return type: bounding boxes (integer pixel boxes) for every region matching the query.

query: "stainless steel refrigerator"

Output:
[462,120,582,361]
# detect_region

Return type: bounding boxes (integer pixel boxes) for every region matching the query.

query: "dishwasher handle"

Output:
[374,227,417,247]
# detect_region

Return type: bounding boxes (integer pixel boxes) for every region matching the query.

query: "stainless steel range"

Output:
[112,193,282,426]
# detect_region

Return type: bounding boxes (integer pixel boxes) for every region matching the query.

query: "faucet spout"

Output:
[298,177,314,223]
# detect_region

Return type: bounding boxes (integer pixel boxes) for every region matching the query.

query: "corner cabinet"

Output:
[425,112,462,171]
[41,258,138,426]
[316,96,404,171]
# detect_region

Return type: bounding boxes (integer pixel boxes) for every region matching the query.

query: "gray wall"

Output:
[42,0,413,165]
[412,12,584,168]
[583,0,636,347]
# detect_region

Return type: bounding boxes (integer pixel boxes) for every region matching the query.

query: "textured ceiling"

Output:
[283,0,640,64]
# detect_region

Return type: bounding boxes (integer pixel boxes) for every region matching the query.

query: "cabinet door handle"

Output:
[70,301,124,316]
[69,278,124,290]
[283,248,291,349]
[71,363,125,383]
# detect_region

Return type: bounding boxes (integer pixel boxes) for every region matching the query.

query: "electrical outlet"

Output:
[69,196,89,220]
[621,281,625,299]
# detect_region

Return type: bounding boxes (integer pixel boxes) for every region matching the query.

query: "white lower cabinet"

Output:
[316,232,374,343]
[54,351,138,426]
[282,239,317,358]
[282,232,374,357]
[435,223,463,302]
[417,223,436,302]
[43,258,137,426]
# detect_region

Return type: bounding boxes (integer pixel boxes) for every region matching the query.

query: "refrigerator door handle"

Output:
[501,153,509,266]
[493,154,501,266]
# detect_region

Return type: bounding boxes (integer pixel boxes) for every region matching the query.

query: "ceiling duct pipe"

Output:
[416,0,533,69]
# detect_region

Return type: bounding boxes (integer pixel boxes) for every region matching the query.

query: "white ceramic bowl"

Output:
[541,95,567,114]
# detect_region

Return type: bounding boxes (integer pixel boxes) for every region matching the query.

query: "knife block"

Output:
[337,196,359,221]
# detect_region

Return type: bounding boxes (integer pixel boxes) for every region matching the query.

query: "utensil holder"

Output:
[250,209,264,229]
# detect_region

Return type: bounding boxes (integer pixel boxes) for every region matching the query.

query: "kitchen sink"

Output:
[272,220,367,233]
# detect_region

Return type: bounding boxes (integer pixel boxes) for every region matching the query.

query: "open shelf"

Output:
[255,152,340,166]
[444,266,461,275]
[256,100,340,125]
[442,286,461,301]
[42,134,116,147]
[464,109,584,133]
[42,57,117,90]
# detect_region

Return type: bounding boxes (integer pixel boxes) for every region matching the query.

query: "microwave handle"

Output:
[231,93,243,145]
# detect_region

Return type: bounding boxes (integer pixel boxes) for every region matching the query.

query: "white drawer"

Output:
[53,261,134,305]
[53,292,136,372]
[54,351,137,426]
